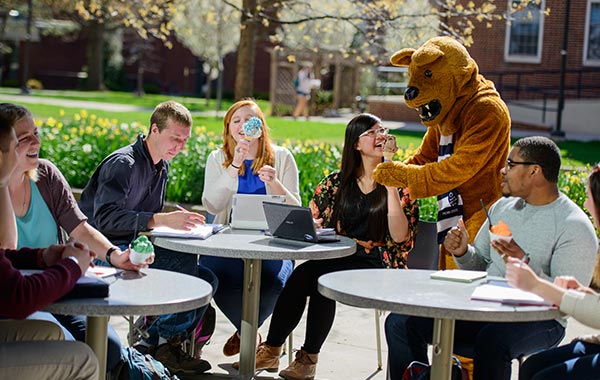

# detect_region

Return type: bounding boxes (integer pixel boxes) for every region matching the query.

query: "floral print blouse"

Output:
[309,171,419,268]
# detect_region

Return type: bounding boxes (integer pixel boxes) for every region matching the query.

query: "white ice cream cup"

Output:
[129,249,152,265]
[489,231,512,243]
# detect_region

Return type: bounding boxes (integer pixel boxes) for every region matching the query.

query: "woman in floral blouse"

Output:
[246,113,419,380]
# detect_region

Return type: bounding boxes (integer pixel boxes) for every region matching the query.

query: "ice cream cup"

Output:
[129,249,152,265]
[489,231,512,243]
[383,153,395,162]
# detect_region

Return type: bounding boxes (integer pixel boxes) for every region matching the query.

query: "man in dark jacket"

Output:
[79,100,217,375]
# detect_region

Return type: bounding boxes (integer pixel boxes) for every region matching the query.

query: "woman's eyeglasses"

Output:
[359,127,388,138]
[505,158,538,171]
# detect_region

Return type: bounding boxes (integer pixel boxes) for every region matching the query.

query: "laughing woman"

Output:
[0,103,151,375]
[249,113,419,380]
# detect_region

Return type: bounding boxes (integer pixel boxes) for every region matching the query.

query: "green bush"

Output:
[36,111,590,224]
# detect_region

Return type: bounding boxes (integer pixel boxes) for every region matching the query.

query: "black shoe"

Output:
[154,341,211,374]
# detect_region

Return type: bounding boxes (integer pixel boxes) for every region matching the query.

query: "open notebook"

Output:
[470,281,553,306]
[150,224,226,239]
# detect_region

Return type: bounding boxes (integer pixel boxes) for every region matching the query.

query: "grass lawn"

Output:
[2,87,598,167]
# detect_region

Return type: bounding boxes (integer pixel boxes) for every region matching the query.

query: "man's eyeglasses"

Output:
[359,127,388,138]
[505,158,538,170]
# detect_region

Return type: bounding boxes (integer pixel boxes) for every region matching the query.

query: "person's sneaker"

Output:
[153,341,211,374]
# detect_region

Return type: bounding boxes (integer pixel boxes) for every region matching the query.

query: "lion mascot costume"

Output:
[374,36,511,270]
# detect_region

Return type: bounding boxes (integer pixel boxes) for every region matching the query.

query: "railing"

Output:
[483,67,600,125]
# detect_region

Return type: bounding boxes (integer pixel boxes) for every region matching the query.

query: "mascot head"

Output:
[390,36,479,128]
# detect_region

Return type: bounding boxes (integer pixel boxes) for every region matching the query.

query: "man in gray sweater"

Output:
[385,136,598,380]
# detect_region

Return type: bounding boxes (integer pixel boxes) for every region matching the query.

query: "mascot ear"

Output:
[390,48,415,67]
[412,44,444,66]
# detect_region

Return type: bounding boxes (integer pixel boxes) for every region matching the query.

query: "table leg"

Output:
[430,318,455,380]
[239,258,262,380]
[86,315,109,380]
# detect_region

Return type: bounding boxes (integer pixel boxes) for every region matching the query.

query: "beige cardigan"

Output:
[201,145,301,224]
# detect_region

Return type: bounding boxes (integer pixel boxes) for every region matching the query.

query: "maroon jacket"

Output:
[0,247,81,319]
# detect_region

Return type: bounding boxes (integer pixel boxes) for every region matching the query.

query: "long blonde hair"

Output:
[222,99,274,176]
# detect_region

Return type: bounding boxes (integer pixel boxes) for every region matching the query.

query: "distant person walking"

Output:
[293,64,315,121]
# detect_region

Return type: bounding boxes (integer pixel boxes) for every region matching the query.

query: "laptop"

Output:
[230,194,286,230]
[262,202,340,243]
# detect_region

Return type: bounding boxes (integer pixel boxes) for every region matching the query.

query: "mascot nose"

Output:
[404,87,419,101]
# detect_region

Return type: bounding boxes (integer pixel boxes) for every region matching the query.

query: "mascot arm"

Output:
[406,127,440,166]
[373,128,440,188]
[405,108,509,199]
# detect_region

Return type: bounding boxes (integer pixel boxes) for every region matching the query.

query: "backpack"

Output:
[112,347,179,380]
[402,356,469,380]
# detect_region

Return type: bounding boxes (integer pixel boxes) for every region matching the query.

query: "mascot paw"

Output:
[373,161,408,188]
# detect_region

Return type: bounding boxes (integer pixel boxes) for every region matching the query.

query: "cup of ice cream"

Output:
[129,235,154,265]
[489,220,512,243]
[382,135,398,162]
[242,116,262,141]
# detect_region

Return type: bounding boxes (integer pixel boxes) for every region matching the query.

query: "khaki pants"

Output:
[0,319,99,380]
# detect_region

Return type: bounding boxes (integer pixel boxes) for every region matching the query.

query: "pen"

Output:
[176,204,189,212]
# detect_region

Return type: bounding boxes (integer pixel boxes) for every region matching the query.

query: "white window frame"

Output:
[504,0,545,64]
[583,0,600,66]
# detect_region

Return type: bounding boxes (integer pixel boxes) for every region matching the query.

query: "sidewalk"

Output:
[110,298,593,380]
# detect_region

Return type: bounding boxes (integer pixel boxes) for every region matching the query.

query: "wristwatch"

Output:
[105,246,118,266]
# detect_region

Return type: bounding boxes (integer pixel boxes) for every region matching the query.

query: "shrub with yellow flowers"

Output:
[36,111,590,224]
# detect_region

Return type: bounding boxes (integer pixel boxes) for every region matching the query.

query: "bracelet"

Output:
[231,163,241,169]
[105,246,118,266]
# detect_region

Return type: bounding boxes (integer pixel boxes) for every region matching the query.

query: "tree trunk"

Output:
[85,20,105,91]
[234,0,257,100]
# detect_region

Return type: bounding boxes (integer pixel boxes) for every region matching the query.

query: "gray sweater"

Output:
[455,193,598,285]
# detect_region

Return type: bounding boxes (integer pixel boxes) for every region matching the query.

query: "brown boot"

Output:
[279,349,318,380]
[232,342,281,372]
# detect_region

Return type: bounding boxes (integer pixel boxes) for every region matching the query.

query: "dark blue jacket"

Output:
[79,134,168,246]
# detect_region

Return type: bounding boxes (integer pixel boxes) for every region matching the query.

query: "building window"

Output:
[584,0,600,66]
[504,0,544,63]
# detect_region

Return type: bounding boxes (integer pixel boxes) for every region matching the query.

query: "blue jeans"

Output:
[385,313,565,380]
[54,314,122,372]
[520,340,600,380]
[147,246,218,344]
[200,256,293,331]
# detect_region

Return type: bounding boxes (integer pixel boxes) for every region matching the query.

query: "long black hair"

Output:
[331,113,388,241]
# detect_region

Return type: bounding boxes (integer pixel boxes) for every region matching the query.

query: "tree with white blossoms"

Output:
[224,0,547,99]
[173,0,241,110]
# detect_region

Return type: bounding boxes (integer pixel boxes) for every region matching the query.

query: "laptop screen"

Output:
[263,202,339,243]
[230,194,285,230]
